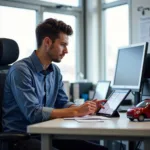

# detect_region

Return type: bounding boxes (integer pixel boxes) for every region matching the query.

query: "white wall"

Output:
[131,0,150,52]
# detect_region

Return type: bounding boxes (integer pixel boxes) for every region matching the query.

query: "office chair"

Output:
[0,38,30,150]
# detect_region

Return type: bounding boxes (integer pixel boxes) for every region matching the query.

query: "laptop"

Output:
[93,81,111,100]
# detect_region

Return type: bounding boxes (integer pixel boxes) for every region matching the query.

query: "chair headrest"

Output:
[0,38,19,65]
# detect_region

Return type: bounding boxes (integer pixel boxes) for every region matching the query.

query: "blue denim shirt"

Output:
[2,51,74,133]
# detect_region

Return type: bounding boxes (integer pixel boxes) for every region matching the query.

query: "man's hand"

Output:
[75,101,97,116]
[51,100,106,119]
[92,99,107,113]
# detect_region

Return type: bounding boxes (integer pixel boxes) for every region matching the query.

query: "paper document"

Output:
[140,17,150,42]
[64,115,110,120]
[75,120,104,123]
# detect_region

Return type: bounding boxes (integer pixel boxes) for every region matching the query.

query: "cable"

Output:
[119,141,125,150]
[119,140,122,150]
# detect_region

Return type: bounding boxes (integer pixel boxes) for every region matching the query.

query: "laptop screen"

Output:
[93,81,110,100]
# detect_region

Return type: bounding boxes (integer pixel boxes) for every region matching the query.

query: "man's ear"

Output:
[43,37,52,49]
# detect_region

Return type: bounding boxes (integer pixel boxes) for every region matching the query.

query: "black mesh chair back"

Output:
[0,38,19,131]
[0,38,29,150]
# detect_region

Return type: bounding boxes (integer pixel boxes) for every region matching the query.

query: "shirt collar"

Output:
[30,50,54,73]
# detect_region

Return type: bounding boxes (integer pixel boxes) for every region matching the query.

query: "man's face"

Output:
[47,32,69,63]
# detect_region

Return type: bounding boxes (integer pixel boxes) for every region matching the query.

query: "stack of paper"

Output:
[64,115,110,123]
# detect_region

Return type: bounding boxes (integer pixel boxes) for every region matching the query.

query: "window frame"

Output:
[102,0,129,9]
[0,0,84,81]
[8,0,82,8]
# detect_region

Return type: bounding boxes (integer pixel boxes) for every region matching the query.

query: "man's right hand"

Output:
[75,101,97,117]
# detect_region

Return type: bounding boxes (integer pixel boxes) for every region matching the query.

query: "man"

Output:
[3,18,108,150]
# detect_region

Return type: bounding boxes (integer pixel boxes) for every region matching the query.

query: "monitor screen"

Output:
[93,81,110,100]
[112,42,148,92]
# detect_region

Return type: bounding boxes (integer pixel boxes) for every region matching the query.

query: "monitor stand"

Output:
[134,92,141,105]
[111,110,120,117]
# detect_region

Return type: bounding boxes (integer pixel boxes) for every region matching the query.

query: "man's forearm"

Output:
[50,107,78,119]
[51,101,97,119]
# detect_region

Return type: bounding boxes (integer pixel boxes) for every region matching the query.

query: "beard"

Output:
[47,44,62,63]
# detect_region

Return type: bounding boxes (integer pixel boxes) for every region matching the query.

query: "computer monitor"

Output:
[112,42,148,105]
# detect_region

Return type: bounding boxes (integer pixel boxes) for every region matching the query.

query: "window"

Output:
[0,6,36,61]
[40,0,79,6]
[0,0,83,82]
[104,4,129,80]
[103,0,119,3]
[44,12,76,81]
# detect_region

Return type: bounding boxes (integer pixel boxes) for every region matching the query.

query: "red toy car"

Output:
[127,99,150,121]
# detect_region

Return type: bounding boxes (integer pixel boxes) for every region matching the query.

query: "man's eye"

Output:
[61,44,66,47]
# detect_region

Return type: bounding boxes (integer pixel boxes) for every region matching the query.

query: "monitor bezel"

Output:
[111,42,148,92]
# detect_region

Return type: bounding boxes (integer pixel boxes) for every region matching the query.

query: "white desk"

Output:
[27,113,150,150]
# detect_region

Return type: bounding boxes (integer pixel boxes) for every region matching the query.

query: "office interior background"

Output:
[0,1,150,149]
[0,0,149,88]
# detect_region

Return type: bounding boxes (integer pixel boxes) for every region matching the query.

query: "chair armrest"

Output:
[0,133,30,141]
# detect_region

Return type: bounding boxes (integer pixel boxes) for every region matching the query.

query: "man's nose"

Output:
[64,47,68,53]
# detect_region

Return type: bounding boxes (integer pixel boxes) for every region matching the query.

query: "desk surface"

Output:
[27,113,150,137]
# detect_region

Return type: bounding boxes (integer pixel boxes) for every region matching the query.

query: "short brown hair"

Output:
[36,18,73,48]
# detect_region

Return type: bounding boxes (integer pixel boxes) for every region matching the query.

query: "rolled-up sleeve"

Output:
[42,107,53,120]
[10,68,52,123]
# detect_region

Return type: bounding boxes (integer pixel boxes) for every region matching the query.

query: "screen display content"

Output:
[112,43,148,92]
[98,90,130,117]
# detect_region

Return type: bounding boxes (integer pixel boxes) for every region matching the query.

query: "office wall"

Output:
[131,0,150,52]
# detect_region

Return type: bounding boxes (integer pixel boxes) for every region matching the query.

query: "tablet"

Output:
[93,81,110,100]
[97,89,130,117]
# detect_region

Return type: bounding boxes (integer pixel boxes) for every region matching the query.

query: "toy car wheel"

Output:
[129,118,134,121]
[138,115,145,122]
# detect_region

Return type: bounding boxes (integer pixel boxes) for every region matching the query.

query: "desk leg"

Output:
[144,139,150,150]
[128,141,135,150]
[41,134,53,150]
